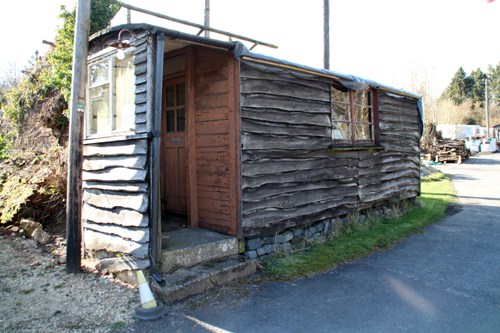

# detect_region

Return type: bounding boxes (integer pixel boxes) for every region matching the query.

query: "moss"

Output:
[266,177,455,279]
[0,177,36,224]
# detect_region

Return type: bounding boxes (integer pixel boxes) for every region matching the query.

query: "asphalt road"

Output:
[120,153,500,333]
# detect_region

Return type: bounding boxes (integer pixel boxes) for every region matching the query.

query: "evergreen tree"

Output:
[48,0,120,102]
[487,63,500,107]
[443,67,469,105]
[468,68,486,108]
[3,0,120,133]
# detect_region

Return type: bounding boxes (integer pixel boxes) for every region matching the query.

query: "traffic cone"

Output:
[137,270,157,309]
[133,270,167,321]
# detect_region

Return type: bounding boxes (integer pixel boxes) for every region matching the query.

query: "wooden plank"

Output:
[241,108,331,127]
[196,67,228,84]
[198,209,230,224]
[241,78,330,102]
[83,229,148,258]
[242,196,357,228]
[197,186,231,201]
[359,177,420,194]
[379,142,420,154]
[134,113,147,124]
[135,72,147,85]
[196,158,230,174]
[83,181,148,193]
[134,123,147,134]
[186,46,199,228]
[195,49,228,71]
[82,155,147,171]
[243,181,357,202]
[242,157,357,176]
[242,148,339,161]
[242,118,331,137]
[196,80,228,97]
[242,186,358,214]
[196,120,229,135]
[135,102,147,114]
[134,62,148,76]
[133,53,147,66]
[358,169,420,186]
[361,184,420,203]
[241,95,331,114]
[83,140,147,157]
[240,61,331,91]
[134,93,147,105]
[196,107,229,122]
[196,93,229,109]
[83,189,148,212]
[198,197,231,212]
[197,171,231,188]
[359,161,418,175]
[82,167,147,182]
[135,81,147,94]
[241,133,331,150]
[242,167,357,189]
[84,221,149,243]
[196,133,229,148]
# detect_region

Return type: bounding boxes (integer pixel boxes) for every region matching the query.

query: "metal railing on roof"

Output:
[119,2,278,51]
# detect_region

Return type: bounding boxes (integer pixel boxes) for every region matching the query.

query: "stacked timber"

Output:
[434,140,469,164]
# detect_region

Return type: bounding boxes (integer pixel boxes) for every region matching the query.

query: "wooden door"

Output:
[162,77,187,214]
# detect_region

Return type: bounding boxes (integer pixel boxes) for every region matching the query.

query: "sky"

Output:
[1,0,499,97]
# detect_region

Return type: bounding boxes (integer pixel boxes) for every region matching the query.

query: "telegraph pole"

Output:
[323,0,330,69]
[485,77,490,138]
[204,0,210,38]
[66,0,90,274]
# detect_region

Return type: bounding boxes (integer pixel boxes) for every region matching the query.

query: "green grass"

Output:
[266,173,455,279]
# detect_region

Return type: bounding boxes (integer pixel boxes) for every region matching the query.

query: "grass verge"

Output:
[265,173,455,279]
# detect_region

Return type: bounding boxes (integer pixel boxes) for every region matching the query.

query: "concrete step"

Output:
[160,228,239,274]
[152,256,257,303]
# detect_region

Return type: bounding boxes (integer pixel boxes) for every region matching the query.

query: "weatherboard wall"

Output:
[239,60,421,237]
[82,33,151,264]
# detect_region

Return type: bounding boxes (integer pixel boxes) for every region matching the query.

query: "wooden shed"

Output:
[82,23,423,272]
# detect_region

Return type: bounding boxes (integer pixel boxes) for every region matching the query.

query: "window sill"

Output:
[327,145,384,153]
[84,132,149,145]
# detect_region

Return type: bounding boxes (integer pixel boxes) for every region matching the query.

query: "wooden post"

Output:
[66,0,90,274]
[150,33,165,265]
[323,0,330,69]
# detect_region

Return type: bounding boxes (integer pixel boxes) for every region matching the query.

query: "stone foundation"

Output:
[244,199,417,259]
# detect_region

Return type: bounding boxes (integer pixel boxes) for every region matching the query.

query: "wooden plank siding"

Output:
[239,61,421,237]
[193,47,239,235]
[82,36,152,259]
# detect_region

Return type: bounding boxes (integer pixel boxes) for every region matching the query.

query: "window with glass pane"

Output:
[87,52,135,136]
[114,56,135,131]
[331,86,375,145]
[165,82,186,133]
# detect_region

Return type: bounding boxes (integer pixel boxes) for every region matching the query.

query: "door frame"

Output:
[161,46,198,228]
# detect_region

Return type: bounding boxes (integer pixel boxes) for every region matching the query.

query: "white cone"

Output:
[136,270,158,309]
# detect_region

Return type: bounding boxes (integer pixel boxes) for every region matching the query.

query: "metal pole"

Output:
[204,0,210,38]
[66,0,90,274]
[485,77,490,137]
[119,2,277,49]
[323,0,330,69]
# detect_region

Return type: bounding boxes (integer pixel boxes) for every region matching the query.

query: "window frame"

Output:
[330,84,379,147]
[86,48,136,139]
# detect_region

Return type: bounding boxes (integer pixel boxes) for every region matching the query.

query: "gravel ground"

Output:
[0,233,139,333]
